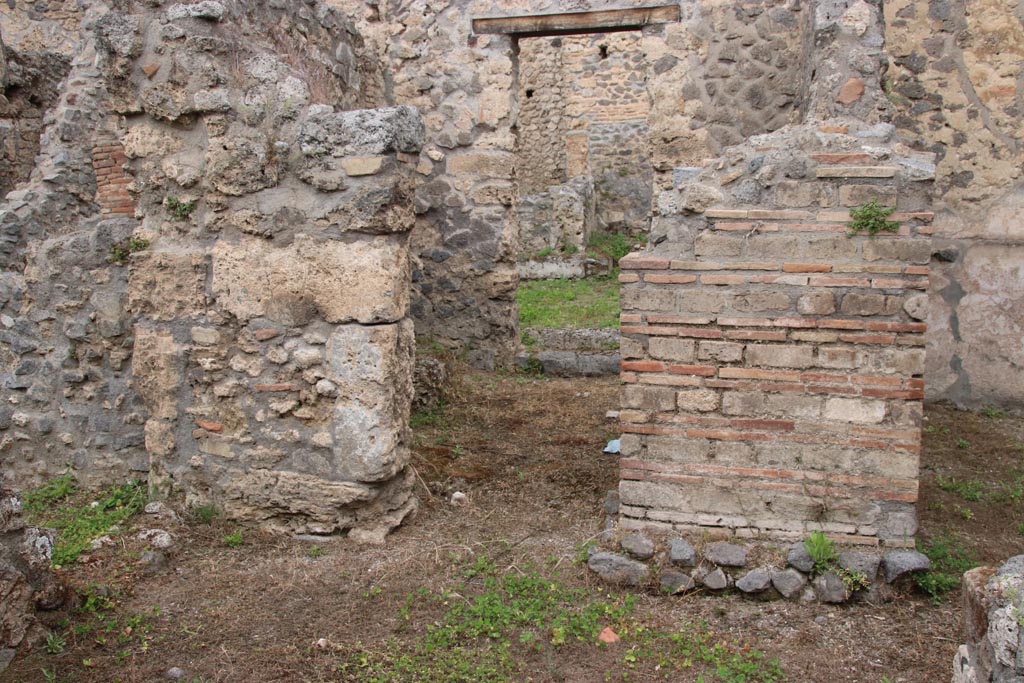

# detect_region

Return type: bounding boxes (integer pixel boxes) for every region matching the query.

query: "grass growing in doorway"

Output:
[517,272,620,329]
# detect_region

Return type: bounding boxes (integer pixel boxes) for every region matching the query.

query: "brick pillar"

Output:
[618,144,933,548]
[92,138,135,217]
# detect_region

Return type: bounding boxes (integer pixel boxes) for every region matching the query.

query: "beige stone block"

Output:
[620,337,644,359]
[622,385,676,412]
[446,150,516,179]
[211,234,409,325]
[840,292,887,316]
[342,156,386,176]
[648,337,696,362]
[798,292,836,315]
[840,184,897,207]
[764,394,822,418]
[677,388,720,412]
[326,319,414,482]
[128,252,207,321]
[745,344,815,369]
[697,340,744,363]
[722,391,766,416]
[132,326,184,421]
[823,398,886,424]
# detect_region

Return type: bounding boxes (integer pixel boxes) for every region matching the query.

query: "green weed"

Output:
[22,477,146,567]
[189,504,218,525]
[587,231,642,265]
[915,533,978,603]
[983,405,1006,419]
[44,631,66,655]
[518,274,619,329]
[847,199,899,237]
[307,546,324,559]
[803,531,837,576]
[956,438,971,449]
[935,475,985,502]
[338,558,783,683]
[166,196,196,220]
[411,406,445,429]
[223,530,244,548]
[108,236,150,265]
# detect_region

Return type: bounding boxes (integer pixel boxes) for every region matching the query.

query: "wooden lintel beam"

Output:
[472,5,680,37]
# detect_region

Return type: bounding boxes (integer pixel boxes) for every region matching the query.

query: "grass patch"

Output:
[518,274,619,329]
[935,475,986,502]
[338,557,783,683]
[587,231,644,265]
[22,474,146,568]
[915,532,979,603]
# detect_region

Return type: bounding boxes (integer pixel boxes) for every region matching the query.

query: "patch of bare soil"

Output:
[6,372,1020,683]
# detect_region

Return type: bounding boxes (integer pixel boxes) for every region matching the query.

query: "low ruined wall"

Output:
[955,556,1024,683]
[618,125,933,545]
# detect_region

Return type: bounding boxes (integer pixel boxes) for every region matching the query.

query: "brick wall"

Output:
[618,136,934,547]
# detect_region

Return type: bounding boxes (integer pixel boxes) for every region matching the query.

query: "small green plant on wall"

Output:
[165,196,196,221]
[847,199,899,236]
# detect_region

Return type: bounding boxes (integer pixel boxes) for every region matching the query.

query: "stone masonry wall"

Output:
[886,0,1024,410]
[516,36,567,196]
[1,0,423,542]
[619,135,933,545]
[363,0,814,367]
[617,0,934,545]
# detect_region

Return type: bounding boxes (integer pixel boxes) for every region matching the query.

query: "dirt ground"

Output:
[5,368,1023,683]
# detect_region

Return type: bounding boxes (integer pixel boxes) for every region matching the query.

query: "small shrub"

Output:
[108,236,150,265]
[847,199,899,237]
[307,546,324,559]
[803,531,837,576]
[223,530,244,548]
[838,568,870,593]
[190,504,218,525]
[165,196,196,221]
[44,631,66,655]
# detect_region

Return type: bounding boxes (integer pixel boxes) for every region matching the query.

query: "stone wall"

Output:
[1,0,423,541]
[677,0,807,152]
[365,0,815,367]
[886,0,1024,410]
[516,36,567,195]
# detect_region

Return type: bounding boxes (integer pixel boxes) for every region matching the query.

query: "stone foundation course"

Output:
[587,528,932,605]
